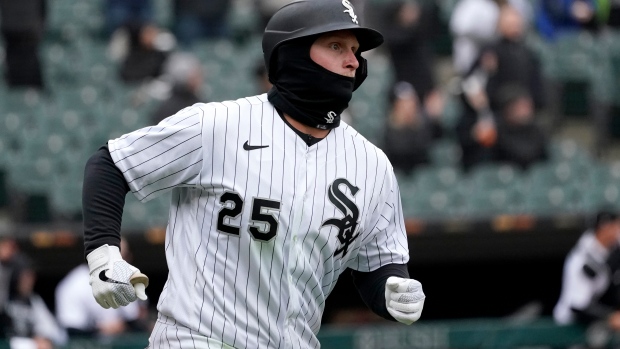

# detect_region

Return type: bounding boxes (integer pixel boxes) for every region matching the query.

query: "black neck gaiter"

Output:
[268,40,355,130]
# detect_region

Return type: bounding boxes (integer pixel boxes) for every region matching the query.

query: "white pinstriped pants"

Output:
[148,314,236,349]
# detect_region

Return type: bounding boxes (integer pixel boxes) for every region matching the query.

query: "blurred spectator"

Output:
[150,52,204,124]
[455,65,498,171]
[382,81,444,175]
[510,0,535,25]
[454,4,546,172]
[173,0,231,46]
[376,0,441,101]
[479,4,547,113]
[254,59,272,95]
[450,0,534,75]
[0,0,46,89]
[0,250,66,348]
[450,0,502,76]
[535,0,598,41]
[554,210,620,330]
[55,238,149,339]
[109,22,175,84]
[254,0,292,31]
[104,0,153,38]
[493,85,548,170]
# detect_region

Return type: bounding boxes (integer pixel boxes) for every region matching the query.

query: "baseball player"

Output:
[82,1,425,348]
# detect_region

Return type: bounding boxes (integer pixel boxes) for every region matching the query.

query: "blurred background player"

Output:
[554,210,620,330]
[55,238,149,339]
[0,240,66,348]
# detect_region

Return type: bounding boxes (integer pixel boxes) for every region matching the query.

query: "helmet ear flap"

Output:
[353,54,367,91]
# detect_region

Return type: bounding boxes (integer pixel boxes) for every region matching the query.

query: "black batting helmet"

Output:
[262,0,384,78]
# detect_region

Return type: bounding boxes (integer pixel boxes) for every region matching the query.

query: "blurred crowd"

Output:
[1,0,620,174]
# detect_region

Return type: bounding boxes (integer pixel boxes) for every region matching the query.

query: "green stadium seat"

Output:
[413,165,462,191]
[467,185,526,217]
[548,139,594,165]
[469,163,522,189]
[582,182,620,211]
[527,161,589,191]
[50,172,83,217]
[429,139,462,167]
[589,161,620,186]
[8,154,54,195]
[408,188,469,220]
[548,33,599,82]
[524,182,584,215]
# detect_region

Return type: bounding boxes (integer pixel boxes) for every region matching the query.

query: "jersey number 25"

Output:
[217,191,281,242]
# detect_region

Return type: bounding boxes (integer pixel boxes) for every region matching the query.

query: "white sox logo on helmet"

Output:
[342,0,358,24]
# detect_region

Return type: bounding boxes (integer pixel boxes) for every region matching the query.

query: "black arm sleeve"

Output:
[82,145,130,258]
[351,264,410,321]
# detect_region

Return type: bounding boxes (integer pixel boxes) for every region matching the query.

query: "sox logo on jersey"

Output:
[108,94,409,349]
[322,178,360,258]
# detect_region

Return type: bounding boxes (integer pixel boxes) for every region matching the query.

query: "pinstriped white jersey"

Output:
[108,93,409,349]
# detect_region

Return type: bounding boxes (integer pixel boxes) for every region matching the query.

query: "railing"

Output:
[0,318,607,349]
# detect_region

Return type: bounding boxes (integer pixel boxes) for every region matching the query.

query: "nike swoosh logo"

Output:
[99,270,130,285]
[243,141,269,151]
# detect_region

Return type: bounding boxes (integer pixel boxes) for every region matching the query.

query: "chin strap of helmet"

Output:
[353,53,367,91]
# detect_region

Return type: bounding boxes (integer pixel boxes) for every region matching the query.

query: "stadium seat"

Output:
[548,33,599,82]
[548,139,592,162]
[527,161,588,190]
[469,163,522,189]
[49,173,83,217]
[8,154,54,195]
[524,182,584,215]
[590,161,620,184]
[582,182,620,211]
[429,139,462,167]
[413,165,462,191]
[467,185,526,217]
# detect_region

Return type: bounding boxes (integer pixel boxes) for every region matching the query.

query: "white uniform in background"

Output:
[554,231,611,324]
[108,94,410,349]
[55,264,140,333]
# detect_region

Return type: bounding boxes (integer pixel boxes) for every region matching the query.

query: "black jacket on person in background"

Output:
[150,85,202,125]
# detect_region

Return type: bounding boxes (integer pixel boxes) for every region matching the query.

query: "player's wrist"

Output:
[87,244,123,271]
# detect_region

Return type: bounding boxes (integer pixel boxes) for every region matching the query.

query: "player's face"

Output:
[310,30,360,78]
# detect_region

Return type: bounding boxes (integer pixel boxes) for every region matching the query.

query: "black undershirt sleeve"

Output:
[82,145,130,258]
[351,263,410,321]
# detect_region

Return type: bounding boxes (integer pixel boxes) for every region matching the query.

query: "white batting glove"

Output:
[86,244,149,309]
[385,276,425,325]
